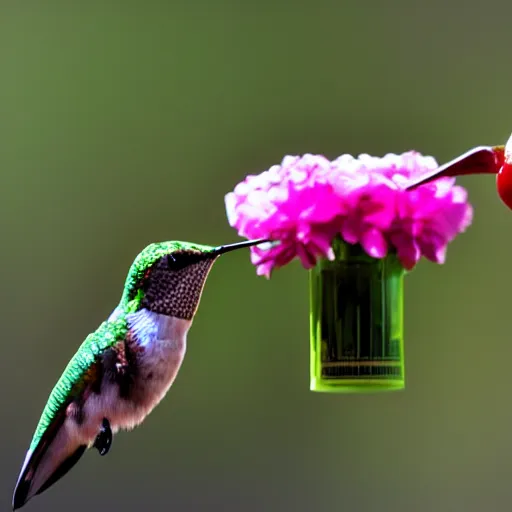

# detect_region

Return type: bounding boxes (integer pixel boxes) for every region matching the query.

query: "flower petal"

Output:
[361,228,388,259]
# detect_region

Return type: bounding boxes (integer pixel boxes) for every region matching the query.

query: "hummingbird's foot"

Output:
[93,418,112,456]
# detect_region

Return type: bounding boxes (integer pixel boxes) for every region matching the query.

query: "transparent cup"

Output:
[309,238,405,393]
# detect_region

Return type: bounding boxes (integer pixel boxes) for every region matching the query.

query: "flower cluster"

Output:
[225,152,473,277]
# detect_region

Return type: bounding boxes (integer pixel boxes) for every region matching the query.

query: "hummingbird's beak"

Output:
[212,238,272,256]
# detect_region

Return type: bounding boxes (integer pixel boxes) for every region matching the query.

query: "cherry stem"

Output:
[405,145,505,190]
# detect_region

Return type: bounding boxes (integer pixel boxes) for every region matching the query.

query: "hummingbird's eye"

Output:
[166,252,189,271]
[166,250,205,271]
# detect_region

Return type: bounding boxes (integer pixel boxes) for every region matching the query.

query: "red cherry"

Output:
[497,163,512,210]
[496,134,512,210]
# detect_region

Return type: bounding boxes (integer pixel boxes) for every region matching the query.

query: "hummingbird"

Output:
[12,238,268,510]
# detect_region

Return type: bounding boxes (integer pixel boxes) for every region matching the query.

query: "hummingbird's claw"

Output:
[93,418,112,456]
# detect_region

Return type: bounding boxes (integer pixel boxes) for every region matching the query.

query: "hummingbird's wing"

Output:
[13,316,128,510]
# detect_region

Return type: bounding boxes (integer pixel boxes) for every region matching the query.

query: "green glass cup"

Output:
[309,238,405,393]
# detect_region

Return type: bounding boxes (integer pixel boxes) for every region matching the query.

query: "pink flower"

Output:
[226,155,343,277]
[389,177,473,270]
[328,164,398,259]
[225,151,473,276]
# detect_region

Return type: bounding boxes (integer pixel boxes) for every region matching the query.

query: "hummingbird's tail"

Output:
[13,413,88,510]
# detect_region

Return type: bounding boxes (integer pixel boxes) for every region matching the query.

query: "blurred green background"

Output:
[2,2,512,511]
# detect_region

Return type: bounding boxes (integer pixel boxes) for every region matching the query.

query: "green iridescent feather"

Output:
[28,240,215,452]
[29,300,137,451]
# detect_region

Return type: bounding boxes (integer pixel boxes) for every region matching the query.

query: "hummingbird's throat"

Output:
[141,257,217,320]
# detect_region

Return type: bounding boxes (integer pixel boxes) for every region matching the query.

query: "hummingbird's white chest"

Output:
[122,308,191,424]
[77,308,191,444]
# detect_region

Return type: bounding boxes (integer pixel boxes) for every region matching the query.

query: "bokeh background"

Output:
[2,2,512,511]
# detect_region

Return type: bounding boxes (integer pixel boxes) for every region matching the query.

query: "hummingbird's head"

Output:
[122,239,269,320]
